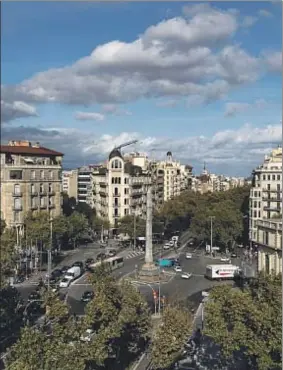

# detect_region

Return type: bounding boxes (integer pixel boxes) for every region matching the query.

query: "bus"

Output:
[89,256,124,272]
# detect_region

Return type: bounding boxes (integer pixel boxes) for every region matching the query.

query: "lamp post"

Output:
[47,218,53,291]
[209,216,215,256]
[133,211,137,251]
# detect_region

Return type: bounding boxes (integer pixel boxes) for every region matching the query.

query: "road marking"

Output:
[71,283,92,286]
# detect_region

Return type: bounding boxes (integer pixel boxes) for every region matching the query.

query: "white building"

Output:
[77,166,93,204]
[249,146,282,275]
[90,149,151,228]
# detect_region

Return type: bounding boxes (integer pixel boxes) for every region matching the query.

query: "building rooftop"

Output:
[109,148,123,160]
[0,142,63,156]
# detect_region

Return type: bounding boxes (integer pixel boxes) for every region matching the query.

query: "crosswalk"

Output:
[124,250,145,260]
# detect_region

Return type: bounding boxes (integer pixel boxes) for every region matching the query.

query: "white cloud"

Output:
[224,99,268,117]
[241,16,258,28]
[101,104,131,116]
[3,123,279,175]
[156,99,178,107]
[2,4,264,123]
[1,100,38,123]
[258,9,273,18]
[75,111,105,121]
[263,51,282,73]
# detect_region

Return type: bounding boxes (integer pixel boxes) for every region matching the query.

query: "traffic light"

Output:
[153,290,158,301]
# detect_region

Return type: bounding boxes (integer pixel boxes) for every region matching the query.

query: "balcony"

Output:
[262,188,280,193]
[48,190,55,196]
[262,197,281,202]
[48,204,55,209]
[113,214,120,218]
[40,204,47,209]
[263,206,280,212]
[113,203,121,208]
[31,191,38,197]
[39,190,47,196]
[12,206,23,211]
[113,193,121,197]
[12,192,22,197]
[31,204,38,210]
[99,191,107,197]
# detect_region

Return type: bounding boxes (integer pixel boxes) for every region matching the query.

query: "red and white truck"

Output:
[205,264,241,280]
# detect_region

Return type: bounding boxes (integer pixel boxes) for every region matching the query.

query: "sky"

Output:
[1,1,282,176]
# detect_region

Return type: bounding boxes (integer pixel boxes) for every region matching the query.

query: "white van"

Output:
[171,236,179,242]
[64,266,81,280]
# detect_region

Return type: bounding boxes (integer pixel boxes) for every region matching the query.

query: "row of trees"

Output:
[5,265,151,370]
[156,186,250,248]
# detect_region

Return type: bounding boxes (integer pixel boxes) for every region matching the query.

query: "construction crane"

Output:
[114,140,138,151]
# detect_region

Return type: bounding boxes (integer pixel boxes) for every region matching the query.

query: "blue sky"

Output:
[1,2,282,175]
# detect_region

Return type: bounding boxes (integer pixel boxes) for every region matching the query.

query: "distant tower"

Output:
[202,161,208,175]
[166,151,172,162]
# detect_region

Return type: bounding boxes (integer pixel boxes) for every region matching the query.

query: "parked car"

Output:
[81,291,94,303]
[72,261,84,269]
[61,266,70,274]
[85,258,94,267]
[186,253,192,259]
[220,257,231,263]
[169,241,175,247]
[163,243,170,250]
[96,253,107,261]
[59,278,72,288]
[181,272,192,279]
[107,250,117,257]
[174,266,182,272]
[28,291,41,302]
[231,253,237,258]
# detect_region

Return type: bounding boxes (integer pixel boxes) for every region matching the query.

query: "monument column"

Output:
[145,186,153,264]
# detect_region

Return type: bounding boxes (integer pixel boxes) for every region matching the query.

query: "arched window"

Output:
[14,184,20,195]
[112,159,122,169]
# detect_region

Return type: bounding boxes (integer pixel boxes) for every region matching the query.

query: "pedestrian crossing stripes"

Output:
[125,250,145,259]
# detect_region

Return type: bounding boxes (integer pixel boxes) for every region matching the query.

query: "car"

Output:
[80,328,94,342]
[220,257,231,263]
[81,291,94,303]
[186,253,192,259]
[85,258,94,267]
[96,253,107,261]
[107,250,117,257]
[59,277,72,288]
[72,261,84,269]
[163,244,170,250]
[169,241,175,247]
[231,253,237,258]
[61,266,70,274]
[174,266,182,272]
[181,272,192,279]
[28,291,41,302]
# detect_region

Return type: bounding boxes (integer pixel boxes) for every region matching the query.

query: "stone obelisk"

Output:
[139,186,159,278]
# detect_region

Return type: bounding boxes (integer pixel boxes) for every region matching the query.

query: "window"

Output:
[124,178,128,184]
[272,175,275,181]
[124,209,129,216]
[258,201,261,207]
[267,175,270,181]
[263,175,266,180]
[49,170,53,179]
[253,201,257,208]
[40,183,44,193]
[48,183,52,193]
[114,187,119,196]
[258,211,261,218]
[254,191,257,197]
[112,177,115,184]
[13,212,20,223]
[267,184,271,190]
[49,197,53,206]
[124,188,129,195]
[124,199,129,205]
[277,174,281,181]
[31,170,36,179]
[40,170,44,179]
[253,211,257,218]
[10,170,22,180]
[14,184,21,195]
[114,198,119,207]
[265,254,270,274]
[277,184,281,191]
[31,184,35,194]
[40,197,45,206]
[112,159,122,169]
[14,198,22,210]
[118,177,121,184]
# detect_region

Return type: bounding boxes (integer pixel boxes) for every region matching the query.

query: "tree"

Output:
[118,215,146,238]
[52,215,69,250]
[75,202,96,226]
[0,227,17,284]
[67,211,89,248]
[62,193,77,217]
[24,211,51,247]
[150,306,193,369]
[0,219,6,235]
[204,274,282,370]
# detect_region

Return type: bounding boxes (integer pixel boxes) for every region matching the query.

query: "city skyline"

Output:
[2,2,282,176]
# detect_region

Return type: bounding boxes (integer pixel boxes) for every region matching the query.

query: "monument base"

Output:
[139,262,159,277]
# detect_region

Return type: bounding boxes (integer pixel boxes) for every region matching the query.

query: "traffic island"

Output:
[124,268,173,285]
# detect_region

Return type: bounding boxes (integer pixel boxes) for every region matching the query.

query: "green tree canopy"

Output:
[66,211,89,247]
[24,211,51,247]
[204,274,282,370]
[118,215,146,238]
[150,306,193,369]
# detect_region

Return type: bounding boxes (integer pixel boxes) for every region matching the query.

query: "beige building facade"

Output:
[62,170,78,199]
[256,219,282,275]
[90,149,151,227]
[0,140,63,229]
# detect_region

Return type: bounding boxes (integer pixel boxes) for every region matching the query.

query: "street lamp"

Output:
[209,216,215,257]
[47,217,53,291]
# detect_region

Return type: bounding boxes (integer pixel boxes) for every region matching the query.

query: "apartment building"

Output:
[62,169,78,199]
[0,140,63,229]
[249,146,282,274]
[77,166,93,204]
[90,148,151,227]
